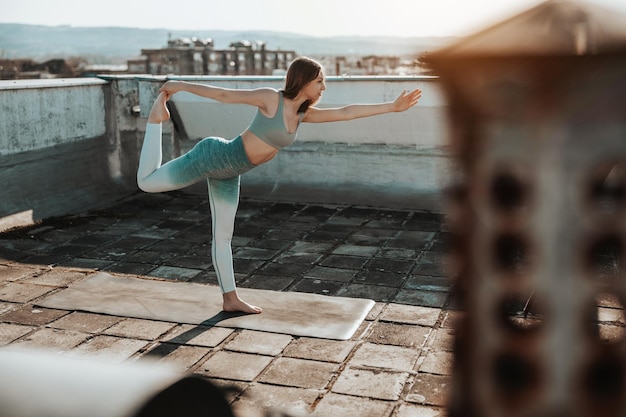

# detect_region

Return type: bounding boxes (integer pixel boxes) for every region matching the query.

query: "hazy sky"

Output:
[2,0,626,37]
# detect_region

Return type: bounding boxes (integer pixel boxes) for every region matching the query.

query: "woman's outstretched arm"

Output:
[159,80,274,108]
[303,88,422,123]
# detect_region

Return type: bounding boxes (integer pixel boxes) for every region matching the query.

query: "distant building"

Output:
[0,58,76,80]
[133,36,297,76]
[333,55,419,76]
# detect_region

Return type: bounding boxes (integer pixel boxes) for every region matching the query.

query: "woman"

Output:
[137,56,422,314]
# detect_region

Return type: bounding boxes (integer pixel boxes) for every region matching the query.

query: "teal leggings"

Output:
[137,123,256,293]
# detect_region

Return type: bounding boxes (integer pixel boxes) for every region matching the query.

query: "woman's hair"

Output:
[282,56,324,113]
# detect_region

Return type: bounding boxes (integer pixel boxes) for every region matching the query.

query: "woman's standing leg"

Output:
[208,176,262,314]
[139,92,260,314]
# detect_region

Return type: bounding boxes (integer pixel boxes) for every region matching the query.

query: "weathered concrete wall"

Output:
[0,79,107,155]
[0,78,141,231]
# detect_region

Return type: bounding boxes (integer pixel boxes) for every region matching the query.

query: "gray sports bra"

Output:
[247,91,304,150]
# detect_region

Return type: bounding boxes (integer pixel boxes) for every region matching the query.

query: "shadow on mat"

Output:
[141,311,250,360]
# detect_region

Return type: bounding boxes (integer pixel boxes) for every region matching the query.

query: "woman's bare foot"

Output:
[222,291,262,314]
[147,92,170,123]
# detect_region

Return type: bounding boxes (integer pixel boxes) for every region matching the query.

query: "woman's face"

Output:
[302,72,326,105]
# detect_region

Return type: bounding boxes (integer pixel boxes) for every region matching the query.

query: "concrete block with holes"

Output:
[427,1,626,416]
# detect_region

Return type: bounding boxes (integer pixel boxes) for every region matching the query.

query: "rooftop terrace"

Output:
[5,1,626,410]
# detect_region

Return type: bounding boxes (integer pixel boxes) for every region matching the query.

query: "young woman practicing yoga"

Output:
[137,56,422,314]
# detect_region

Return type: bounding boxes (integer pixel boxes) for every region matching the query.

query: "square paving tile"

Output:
[366,303,385,320]
[311,393,394,417]
[149,266,203,281]
[104,318,177,340]
[368,258,414,275]
[387,231,436,249]
[378,247,420,260]
[106,262,157,275]
[396,403,446,417]
[419,351,454,376]
[0,265,40,283]
[9,328,90,352]
[304,266,355,282]
[205,378,249,404]
[349,342,420,371]
[430,328,455,352]
[289,241,334,254]
[163,324,234,347]
[338,284,398,303]
[152,344,209,369]
[599,324,625,344]
[332,367,410,401]
[259,261,313,277]
[225,329,292,356]
[367,322,432,348]
[332,244,379,257]
[200,351,273,381]
[381,304,441,327]
[241,275,295,291]
[355,270,406,287]
[258,357,338,389]
[395,289,449,308]
[23,269,88,287]
[0,323,34,345]
[1,305,68,326]
[282,337,356,363]
[50,311,121,333]
[320,255,368,270]
[289,278,344,295]
[405,275,451,292]
[440,311,464,330]
[65,335,148,363]
[0,301,16,315]
[235,383,320,417]
[0,282,55,303]
[406,373,452,407]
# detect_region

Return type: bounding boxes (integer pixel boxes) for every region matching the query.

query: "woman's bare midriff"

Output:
[241,130,279,165]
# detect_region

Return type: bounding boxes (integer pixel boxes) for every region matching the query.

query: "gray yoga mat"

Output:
[38,273,374,340]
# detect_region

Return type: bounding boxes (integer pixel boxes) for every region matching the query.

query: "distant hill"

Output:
[0,23,457,63]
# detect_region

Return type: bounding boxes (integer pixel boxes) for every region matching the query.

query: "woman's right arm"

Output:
[160,80,273,107]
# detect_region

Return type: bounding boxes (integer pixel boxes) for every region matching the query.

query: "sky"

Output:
[1,0,626,38]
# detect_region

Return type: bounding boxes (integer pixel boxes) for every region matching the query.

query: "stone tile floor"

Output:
[0,190,457,417]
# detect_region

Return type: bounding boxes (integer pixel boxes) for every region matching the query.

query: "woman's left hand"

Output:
[393,88,422,112]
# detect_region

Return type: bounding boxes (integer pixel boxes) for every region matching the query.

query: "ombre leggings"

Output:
[137,123,256,294]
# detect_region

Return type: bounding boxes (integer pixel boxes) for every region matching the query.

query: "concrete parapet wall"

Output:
[0,78,142,230]
[241,142,450,210]
[0,78,107,155]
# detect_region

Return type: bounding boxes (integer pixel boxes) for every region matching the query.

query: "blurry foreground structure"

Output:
[428,0,626,416]
[0,349,233,417]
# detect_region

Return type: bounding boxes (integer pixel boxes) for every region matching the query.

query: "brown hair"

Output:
[282,56,324,113]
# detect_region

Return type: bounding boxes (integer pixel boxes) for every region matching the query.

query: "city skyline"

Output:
[2,0,626,38]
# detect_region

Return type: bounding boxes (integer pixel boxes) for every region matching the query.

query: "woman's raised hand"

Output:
[393,88,422,112]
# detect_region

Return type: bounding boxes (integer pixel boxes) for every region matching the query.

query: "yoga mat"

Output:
[38,273,374,340]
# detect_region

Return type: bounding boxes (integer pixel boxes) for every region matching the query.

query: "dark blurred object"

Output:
[427,1,626,416]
